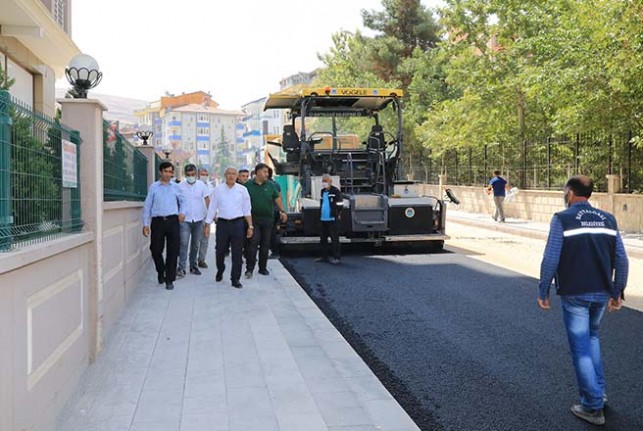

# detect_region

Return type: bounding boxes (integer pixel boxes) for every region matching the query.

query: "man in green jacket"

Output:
[244,163,287,277]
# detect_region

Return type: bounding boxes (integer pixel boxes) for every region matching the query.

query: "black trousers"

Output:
[150,216,180,282]
[215,218,245,282]
[270,211,281,254]
[320,221,340,260]
[247,219,272,272]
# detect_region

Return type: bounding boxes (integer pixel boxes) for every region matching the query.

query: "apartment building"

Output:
[0,0,78,116]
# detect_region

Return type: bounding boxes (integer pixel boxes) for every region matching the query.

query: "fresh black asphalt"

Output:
[281,252,643,431]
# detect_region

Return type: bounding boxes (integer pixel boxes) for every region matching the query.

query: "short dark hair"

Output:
[493,170,501,176]
[238,168,250,174]
[159,161,174,172]
[565,175,593,198]
[267,167,274,179]
[255,162,269,173]
[184,163,197,174]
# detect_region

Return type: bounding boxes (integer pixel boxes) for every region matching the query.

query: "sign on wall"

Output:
[62,139,78,188]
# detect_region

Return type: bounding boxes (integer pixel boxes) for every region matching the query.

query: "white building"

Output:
[240,97,283,167]
[161,104,244,173]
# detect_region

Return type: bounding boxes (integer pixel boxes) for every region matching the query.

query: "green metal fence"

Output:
[103,121,148,201]
[0,90,83,251]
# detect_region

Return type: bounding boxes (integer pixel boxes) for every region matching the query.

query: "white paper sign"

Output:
[62,139,78,188]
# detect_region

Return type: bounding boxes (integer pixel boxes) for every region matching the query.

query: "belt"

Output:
[152,215,178,221]
[217,217,244,223]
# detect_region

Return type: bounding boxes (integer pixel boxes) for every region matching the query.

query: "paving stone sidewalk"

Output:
[55,254,420,431]
[447,209,643,258]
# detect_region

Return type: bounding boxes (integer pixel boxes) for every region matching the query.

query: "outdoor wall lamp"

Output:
[163,147,173,159]
[136,129,153,146]
[65,54,102,98]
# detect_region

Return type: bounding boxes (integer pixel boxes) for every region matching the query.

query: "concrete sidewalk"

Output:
[447,208,643,259]
[55,253,419,431]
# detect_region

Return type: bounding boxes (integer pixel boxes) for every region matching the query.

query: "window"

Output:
[53,0,65,28]
[6,57,34,108]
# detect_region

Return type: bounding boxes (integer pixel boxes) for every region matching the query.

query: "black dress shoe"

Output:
[198,260,208,268]
[258,269,270,276]
[165,282,174,290]
[190,267,202,275]
[158,272,165,284]
[215,272,223,282]
[231,281,243,289]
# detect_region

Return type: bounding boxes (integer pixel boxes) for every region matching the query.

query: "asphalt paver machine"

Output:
[263,87,449,252]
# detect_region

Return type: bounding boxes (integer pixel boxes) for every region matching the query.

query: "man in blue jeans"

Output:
[538,175,628,426]
[177,164,210,278]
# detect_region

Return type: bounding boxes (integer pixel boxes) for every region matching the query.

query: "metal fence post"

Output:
[547,137,551,189]
[608,135,613,175]
[627,131,632,193]
[0,90,12,250]
[574,133,580,174]
[521,139,527,188]
[468,147,473,185]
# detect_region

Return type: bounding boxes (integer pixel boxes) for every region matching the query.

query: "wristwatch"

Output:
[248,226,254,230]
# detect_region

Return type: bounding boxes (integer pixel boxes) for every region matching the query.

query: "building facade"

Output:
[0,0,79,116]
[240,97,283,167]
[135,91,244,179]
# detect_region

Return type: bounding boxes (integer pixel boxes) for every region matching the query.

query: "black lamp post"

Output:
[136,130,153,146]
[65,54,102,99]
[163,148,173,160]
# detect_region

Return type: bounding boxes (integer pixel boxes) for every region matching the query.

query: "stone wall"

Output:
[421,184,643,233]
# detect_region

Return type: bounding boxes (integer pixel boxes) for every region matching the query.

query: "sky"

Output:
[60,0,443,109]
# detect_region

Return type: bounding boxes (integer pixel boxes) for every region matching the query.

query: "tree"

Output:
[214,127,232,180]
[361,0,440,84]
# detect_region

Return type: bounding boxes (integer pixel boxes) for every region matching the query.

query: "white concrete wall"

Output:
[101,202,150,337]
[0,234,93,431]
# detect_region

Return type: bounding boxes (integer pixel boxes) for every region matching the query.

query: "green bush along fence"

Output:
[409,132,643,193]
[0,90,82,251]
[103,121,148,201]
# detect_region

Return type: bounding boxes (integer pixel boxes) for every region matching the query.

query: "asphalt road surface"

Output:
[281,251,643,431]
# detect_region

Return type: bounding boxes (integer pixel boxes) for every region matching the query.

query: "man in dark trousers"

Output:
[203,167,253,288]
[142,161,185,290]
[538,175,628,426]
[486,170,508,222]
[244,163,287,278]
[316,174,343,264]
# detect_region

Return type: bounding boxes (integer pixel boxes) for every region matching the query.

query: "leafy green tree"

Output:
[361,0,440,84]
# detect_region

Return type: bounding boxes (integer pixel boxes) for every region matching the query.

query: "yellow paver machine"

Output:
[264,87,449,252]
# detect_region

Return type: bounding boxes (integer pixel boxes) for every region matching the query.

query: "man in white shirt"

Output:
[204,167,253,288]
[177,164,210,278]
[197,168,215,269]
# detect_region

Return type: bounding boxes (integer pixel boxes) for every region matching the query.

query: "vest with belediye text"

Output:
[555,202,618,296]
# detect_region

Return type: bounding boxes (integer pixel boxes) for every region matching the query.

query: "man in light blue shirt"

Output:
[142,161,185,290]
[316,174,343,264]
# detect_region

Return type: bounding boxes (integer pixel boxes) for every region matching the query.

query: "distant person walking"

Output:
[177,164,210,278]
[142,161,185,290]
[538,175,628,426]
[316,174,343,264]
[204,167,253,288]
[486,170,508,222]
[197,168,215,269]
[244,163,287,278]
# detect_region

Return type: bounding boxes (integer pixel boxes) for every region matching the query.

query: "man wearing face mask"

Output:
[177,164,210,278]
[197,168,215,269]
[538,175,628,426]
[316,174,343,264]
